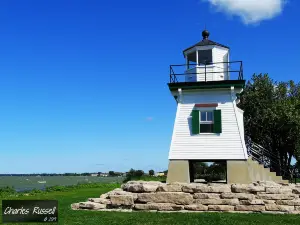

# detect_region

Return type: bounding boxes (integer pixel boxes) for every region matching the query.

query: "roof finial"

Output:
[202,28,209,40]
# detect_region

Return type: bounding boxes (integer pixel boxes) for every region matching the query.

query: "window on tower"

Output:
[187,52,196,69]
[198,50,213,65]
[191,106,222,134]
[200,111,214,133]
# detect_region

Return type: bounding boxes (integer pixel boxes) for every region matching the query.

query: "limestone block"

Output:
[194,199,239,206]
[128,184,159,193]
[193,193,220,199]
[292,188,300,194]
[239,200,265,205]
[142,184,161,192]
[100,193,109,199]
[108,188,123,192]
[257,194,298,200]
[280,183,291,186]
[275,200,300,206]
[295,206,300,211]
[71,203,80,210]
[98,209,133,212]
[122,181,162,193]
[79,202,106,210]
[105,188,126,197]
[106,189,129,196]
[157,183,183,192]
[134,203,183,211]
[107,190,138,200]
[110,195,134,206]
[208,205,234,211]
[248,185,266,192]
[231,184,265,193]
[221,193,255,200]
[265,204,295,212]
[262,211,286,215]
[198,185,231,193]
[266,187,292,194]
[231,184,248,193]
[257,181,281,187]
[184,204,208,211]
[182,184,206,193]
[88,198,111,204]
[263,200,276,204]
[137,192,193,205]
[288,211,300,214]
[235,205,265,212]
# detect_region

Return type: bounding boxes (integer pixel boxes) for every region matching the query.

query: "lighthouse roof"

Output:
[183,30,229,53]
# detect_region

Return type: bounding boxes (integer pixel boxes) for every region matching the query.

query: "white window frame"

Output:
[196,107,216,134]
[200,111,214,124]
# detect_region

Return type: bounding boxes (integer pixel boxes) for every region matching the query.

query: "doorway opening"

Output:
[189,160,227,183]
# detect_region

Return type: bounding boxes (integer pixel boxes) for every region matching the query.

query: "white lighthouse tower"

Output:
[166,30,287,184]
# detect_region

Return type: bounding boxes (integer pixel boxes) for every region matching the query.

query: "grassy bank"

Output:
[0,175,124,192]
[0,182,121,197]
[123,175,166,183]
[1,183,300,225]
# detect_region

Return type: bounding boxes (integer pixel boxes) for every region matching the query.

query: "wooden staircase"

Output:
[246,139,290,183]
[247,157,289,184]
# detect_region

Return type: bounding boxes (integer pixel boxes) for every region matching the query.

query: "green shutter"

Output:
[192,110,200,135]
[213,110,222,133]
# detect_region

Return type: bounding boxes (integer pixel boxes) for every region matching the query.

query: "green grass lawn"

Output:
[1,184,300,225]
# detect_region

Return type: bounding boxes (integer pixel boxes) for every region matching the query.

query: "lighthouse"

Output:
[166,30,286,184]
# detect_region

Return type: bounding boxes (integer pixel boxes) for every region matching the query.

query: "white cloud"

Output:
[203,0,286,24]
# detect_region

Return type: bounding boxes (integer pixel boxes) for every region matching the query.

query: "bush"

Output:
[149,170,155,176]
[0,186,16,196]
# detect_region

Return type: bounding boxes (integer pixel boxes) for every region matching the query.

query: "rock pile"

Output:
[71,181,300,214]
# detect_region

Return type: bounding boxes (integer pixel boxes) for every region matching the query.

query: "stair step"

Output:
[248,156,287,183]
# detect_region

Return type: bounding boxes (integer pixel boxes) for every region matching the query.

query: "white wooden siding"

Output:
[212,47,229,81]
[236,107,245,139]
[196,66,214,81]
[169,89,247,160]
[185,66,216,82]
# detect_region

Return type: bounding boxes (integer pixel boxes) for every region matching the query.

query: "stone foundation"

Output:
[71,181,300,214]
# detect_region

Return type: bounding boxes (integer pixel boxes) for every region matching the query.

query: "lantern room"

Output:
[184,30,229,82]
[169,30,243,83]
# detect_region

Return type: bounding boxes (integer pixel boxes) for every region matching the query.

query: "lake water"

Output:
[0,176,124,192]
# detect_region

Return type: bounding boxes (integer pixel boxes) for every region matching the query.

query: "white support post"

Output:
[227,52,230,80]
[186,56,188,70]
[178,88,183,103]
[196,51,199,82]
[230,86,248,159]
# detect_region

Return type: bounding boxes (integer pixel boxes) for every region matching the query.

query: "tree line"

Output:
[239,73,300,179]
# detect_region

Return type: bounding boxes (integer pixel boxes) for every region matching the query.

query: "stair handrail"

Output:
[246,136,296,182]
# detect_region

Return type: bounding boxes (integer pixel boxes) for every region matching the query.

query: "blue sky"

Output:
[0,0,298,174]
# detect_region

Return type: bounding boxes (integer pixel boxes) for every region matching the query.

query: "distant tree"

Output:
[193,162,208,179]
[135,170,144,177]
[149,170,155,176]
[123,169,145,183]
[163,170,168,176]
[108,171,116,177]
[127,169,135,177]
[113,172,123,177]
[81,173,90,176]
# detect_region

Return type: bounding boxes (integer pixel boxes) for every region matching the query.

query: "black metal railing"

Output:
[169,61,243,83]
[246,138,298,183]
